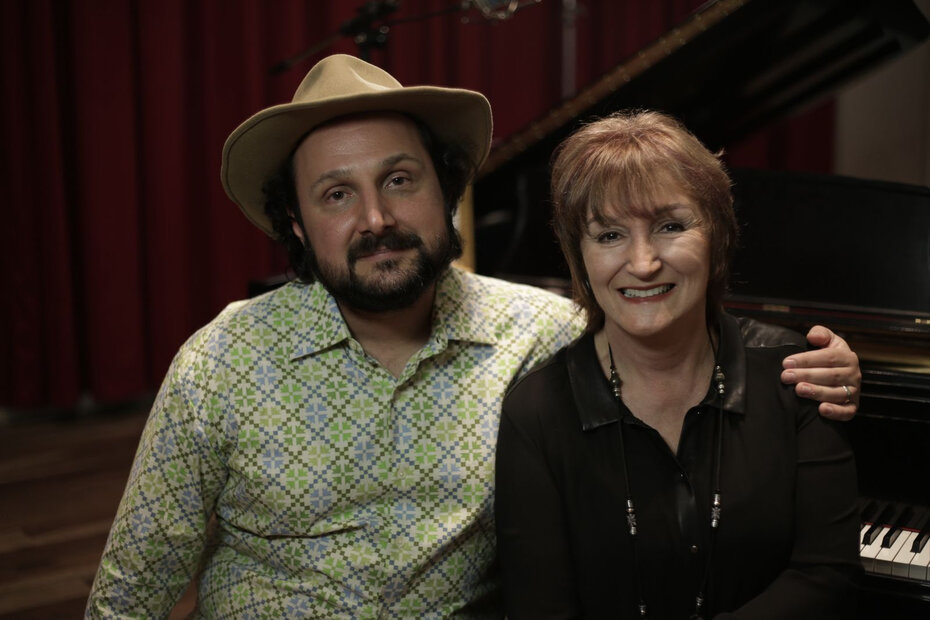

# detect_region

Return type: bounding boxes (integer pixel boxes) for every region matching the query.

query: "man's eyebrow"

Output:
[309,152,423,191]
[381,152,422,169]
[309,167,352,191]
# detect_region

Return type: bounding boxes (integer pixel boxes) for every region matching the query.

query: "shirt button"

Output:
[690,545,699,554]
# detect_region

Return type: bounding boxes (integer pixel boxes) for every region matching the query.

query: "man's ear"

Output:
[289,211,306,244]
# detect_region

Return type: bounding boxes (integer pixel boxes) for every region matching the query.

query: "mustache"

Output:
[347,231,423,264]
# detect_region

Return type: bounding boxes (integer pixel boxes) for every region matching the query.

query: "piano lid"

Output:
[479,0,930,177]
[472,0,930,280]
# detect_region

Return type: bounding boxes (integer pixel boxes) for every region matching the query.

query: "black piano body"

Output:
[728,169,930,618]
[471,0,930,616]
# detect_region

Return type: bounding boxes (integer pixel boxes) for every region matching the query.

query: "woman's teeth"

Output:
[621,284,673,298]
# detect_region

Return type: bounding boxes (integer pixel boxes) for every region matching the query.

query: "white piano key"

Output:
[860,526,891,573]
[873,527,911,575]
[909,536,930,581]
[890,531,918,579]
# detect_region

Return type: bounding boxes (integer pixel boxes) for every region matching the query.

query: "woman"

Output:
[494,110,861,619]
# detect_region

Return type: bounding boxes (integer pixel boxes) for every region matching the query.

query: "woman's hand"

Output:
[781,325,861,421]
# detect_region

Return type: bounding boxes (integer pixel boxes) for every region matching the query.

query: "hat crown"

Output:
[292,54,402,104]
[222,54,492,237]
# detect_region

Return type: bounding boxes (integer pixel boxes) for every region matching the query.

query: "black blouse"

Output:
[495,313,861,619]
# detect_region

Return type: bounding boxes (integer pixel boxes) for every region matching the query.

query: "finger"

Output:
[793,382,859,407]
[783,347,851,370]
[805,325,834,348]
[781,367,851,388]
[818,401,857,422]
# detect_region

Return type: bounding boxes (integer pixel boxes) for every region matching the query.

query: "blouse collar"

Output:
[566,312,748,431]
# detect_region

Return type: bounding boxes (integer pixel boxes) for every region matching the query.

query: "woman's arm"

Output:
[495,403,581,619]
[716,404,862,619]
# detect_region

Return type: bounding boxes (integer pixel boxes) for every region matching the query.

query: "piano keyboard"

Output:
[860,499,930,581]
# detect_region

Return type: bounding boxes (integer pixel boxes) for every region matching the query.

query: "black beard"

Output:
[301,225,462,313]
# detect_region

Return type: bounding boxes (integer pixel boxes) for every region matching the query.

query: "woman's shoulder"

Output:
[506,346,573,406]
[502,336,590,429]
[722,313,821,423]
[732,315,807,351]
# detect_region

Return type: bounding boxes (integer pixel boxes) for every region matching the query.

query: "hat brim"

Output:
[221,86,492,236]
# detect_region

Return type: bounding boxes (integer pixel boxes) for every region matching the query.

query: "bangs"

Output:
[584,156,699,225]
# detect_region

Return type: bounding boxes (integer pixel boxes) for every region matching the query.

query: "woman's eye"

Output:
[596,231,621,243]
[660,221,685,233]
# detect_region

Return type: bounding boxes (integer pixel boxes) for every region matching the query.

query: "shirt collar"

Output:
[286,267,498,361]
[430,268,499,346]
[287,282,353,361]
[568,312,749,431]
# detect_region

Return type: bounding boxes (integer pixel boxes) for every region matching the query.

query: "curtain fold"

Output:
[1,0,830,411]
[2,0,82,409]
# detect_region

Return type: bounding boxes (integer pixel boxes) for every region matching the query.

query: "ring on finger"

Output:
[842,384,852,405]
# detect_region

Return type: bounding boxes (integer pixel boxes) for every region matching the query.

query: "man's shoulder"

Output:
[179,281,318,355]
[437,269,583,364]
[452,269,579,318]
[219,279,311,317]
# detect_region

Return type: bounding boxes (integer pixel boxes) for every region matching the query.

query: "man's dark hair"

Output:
[262,115,477,282]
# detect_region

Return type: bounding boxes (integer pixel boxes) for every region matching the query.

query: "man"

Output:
[86,54,861,618]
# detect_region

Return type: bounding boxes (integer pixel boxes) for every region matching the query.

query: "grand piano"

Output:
[471,0,930,616]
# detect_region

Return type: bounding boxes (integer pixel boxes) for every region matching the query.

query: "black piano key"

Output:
[882,505,914,548]
[914,531,930,554]
[863,502,898,547]
[911,510,930,554]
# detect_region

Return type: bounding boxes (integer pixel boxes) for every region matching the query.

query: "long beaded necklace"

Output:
[607,343,726,619]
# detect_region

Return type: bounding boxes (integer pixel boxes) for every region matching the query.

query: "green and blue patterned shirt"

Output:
[86,268,583,618]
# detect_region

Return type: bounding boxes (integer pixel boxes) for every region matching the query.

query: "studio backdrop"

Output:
[0,0,832,411]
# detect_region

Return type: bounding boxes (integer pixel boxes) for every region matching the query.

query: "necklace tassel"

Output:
[626,498,638,536]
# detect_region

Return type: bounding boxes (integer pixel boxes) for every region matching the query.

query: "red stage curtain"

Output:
[1,0,830,411]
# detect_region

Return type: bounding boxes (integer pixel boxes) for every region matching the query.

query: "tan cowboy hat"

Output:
[221,53,493,236]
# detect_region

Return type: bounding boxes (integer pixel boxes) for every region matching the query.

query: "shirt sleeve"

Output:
[85,349,228,618]
[495,389,582,619]
[716,404,862,619]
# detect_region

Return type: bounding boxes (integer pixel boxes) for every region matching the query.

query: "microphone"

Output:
[339,0,400,37]
[269,1,400,74]
[469,0,542,21]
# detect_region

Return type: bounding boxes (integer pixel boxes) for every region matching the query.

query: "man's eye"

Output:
[387,175,409,187]
[327,190,346,202]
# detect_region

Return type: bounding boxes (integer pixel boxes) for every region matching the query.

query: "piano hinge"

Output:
[762,304,791,313]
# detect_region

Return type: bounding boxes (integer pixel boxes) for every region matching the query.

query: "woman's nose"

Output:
[627,236,661,277]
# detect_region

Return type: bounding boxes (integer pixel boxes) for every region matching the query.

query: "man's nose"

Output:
[358,192,396,234]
